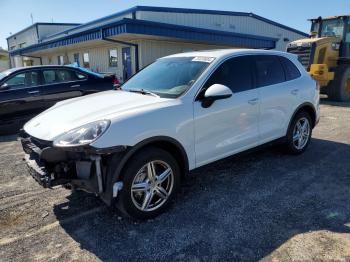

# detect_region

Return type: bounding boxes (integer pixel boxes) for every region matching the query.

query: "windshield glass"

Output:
[320,19,344,38]
[121,56,214,98]
[0,69,16,81]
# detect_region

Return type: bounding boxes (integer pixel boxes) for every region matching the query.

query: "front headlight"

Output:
[53,120,110,147]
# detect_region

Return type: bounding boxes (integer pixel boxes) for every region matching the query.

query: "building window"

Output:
[23,60,33,67]
[19,42,26,48]
[73,53,80,66]
[57,55,64,65]
[10,46,16,51]
[109,49,118,67]
[83,52,90,68]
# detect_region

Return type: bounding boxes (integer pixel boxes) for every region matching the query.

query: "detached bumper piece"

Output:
[24,153,51,188]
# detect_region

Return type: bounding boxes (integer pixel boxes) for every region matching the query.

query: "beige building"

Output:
[7,22,80,68]
[0,48,9,71]
[8,6,308,81]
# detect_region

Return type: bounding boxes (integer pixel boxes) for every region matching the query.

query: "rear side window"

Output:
[43,70,57,84]
[74,71,87,80]
[204,56,253,93]
[43,69,80,84]
[254,55,285,87]
[56,70,73,82]
[279,57,301,81]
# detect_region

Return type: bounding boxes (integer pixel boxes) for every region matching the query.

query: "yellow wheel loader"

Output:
[287,16,350,101]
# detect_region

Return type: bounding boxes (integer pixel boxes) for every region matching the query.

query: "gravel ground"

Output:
[1,100,350,262]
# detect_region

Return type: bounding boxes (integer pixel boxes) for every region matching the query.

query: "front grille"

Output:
[287,46,312,69]
[19,130,52,154]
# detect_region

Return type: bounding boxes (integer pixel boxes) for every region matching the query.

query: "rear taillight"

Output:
[113,76,121,89]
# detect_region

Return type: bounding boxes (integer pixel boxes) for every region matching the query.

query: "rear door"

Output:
[40,68,86,107]
[0,70,44,122]
[254,55,301,143]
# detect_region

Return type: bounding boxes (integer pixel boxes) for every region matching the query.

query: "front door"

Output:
[122,47,132,81]
[194,56,260,167]
[0,70,44,123]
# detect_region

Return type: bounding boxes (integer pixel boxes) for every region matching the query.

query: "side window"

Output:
[279,57,301,81]
[204,56,253,93]
[43,69,78,84]
[24,71,39,87]
[3,71,39,89]
[4,73,26,89]
[43,70,57,84]
[74,71,87,80]
[254,55,285,87]
[56,70,73,82]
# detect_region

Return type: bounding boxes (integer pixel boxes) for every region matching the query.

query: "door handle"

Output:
[248,98,259,105]
[27,90,40,95]
[291,89,299,95]
[71,84,80,88]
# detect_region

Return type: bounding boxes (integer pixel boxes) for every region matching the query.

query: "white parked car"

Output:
[21,49,320,220]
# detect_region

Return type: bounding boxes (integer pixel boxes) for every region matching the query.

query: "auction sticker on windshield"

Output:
[192,57,215,63]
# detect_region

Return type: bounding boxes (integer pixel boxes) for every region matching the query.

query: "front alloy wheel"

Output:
[131,160,174,212]
[116,147,180,220]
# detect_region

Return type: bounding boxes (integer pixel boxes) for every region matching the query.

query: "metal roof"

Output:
[10,18,278,56]
[6,23,82,40]
[42,6,308,41]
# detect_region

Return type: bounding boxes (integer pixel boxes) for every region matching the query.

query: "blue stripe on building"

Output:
[10,18,277,56]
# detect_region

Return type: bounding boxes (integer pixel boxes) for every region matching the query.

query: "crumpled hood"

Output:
[24,90,170,141]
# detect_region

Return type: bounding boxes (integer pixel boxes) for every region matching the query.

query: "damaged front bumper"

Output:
[20,130,126,202]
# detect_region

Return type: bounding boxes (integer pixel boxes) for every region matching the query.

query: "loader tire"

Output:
[327,65,350,102]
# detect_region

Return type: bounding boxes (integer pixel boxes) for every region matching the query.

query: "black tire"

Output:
[115,147,180,220]
[285,111,312,155]
[327,65,350,102]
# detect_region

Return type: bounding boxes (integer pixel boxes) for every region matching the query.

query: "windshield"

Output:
[0,69,16,81]
[320,19,344,38]
[121,56,213,98]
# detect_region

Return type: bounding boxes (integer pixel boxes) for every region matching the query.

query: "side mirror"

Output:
[201,84,233,108]
[0,83,9,90]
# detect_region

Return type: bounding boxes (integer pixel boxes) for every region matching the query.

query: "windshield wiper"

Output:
[127,88,160,97]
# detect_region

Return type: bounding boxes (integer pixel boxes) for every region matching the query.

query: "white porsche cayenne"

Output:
[20,49,320,220]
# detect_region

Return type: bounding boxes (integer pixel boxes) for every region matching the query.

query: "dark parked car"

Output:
[0,65,116,134]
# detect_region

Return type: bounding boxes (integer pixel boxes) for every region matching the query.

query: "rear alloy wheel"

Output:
[116,147,180,220]
[286,111,312,154]
[292,117,310,150]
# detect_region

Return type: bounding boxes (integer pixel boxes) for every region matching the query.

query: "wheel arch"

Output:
[287,102,317,134]
[126,136,190,176]
[100,136,189,206]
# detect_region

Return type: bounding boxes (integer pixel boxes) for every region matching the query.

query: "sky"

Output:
[0,0,349,49]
